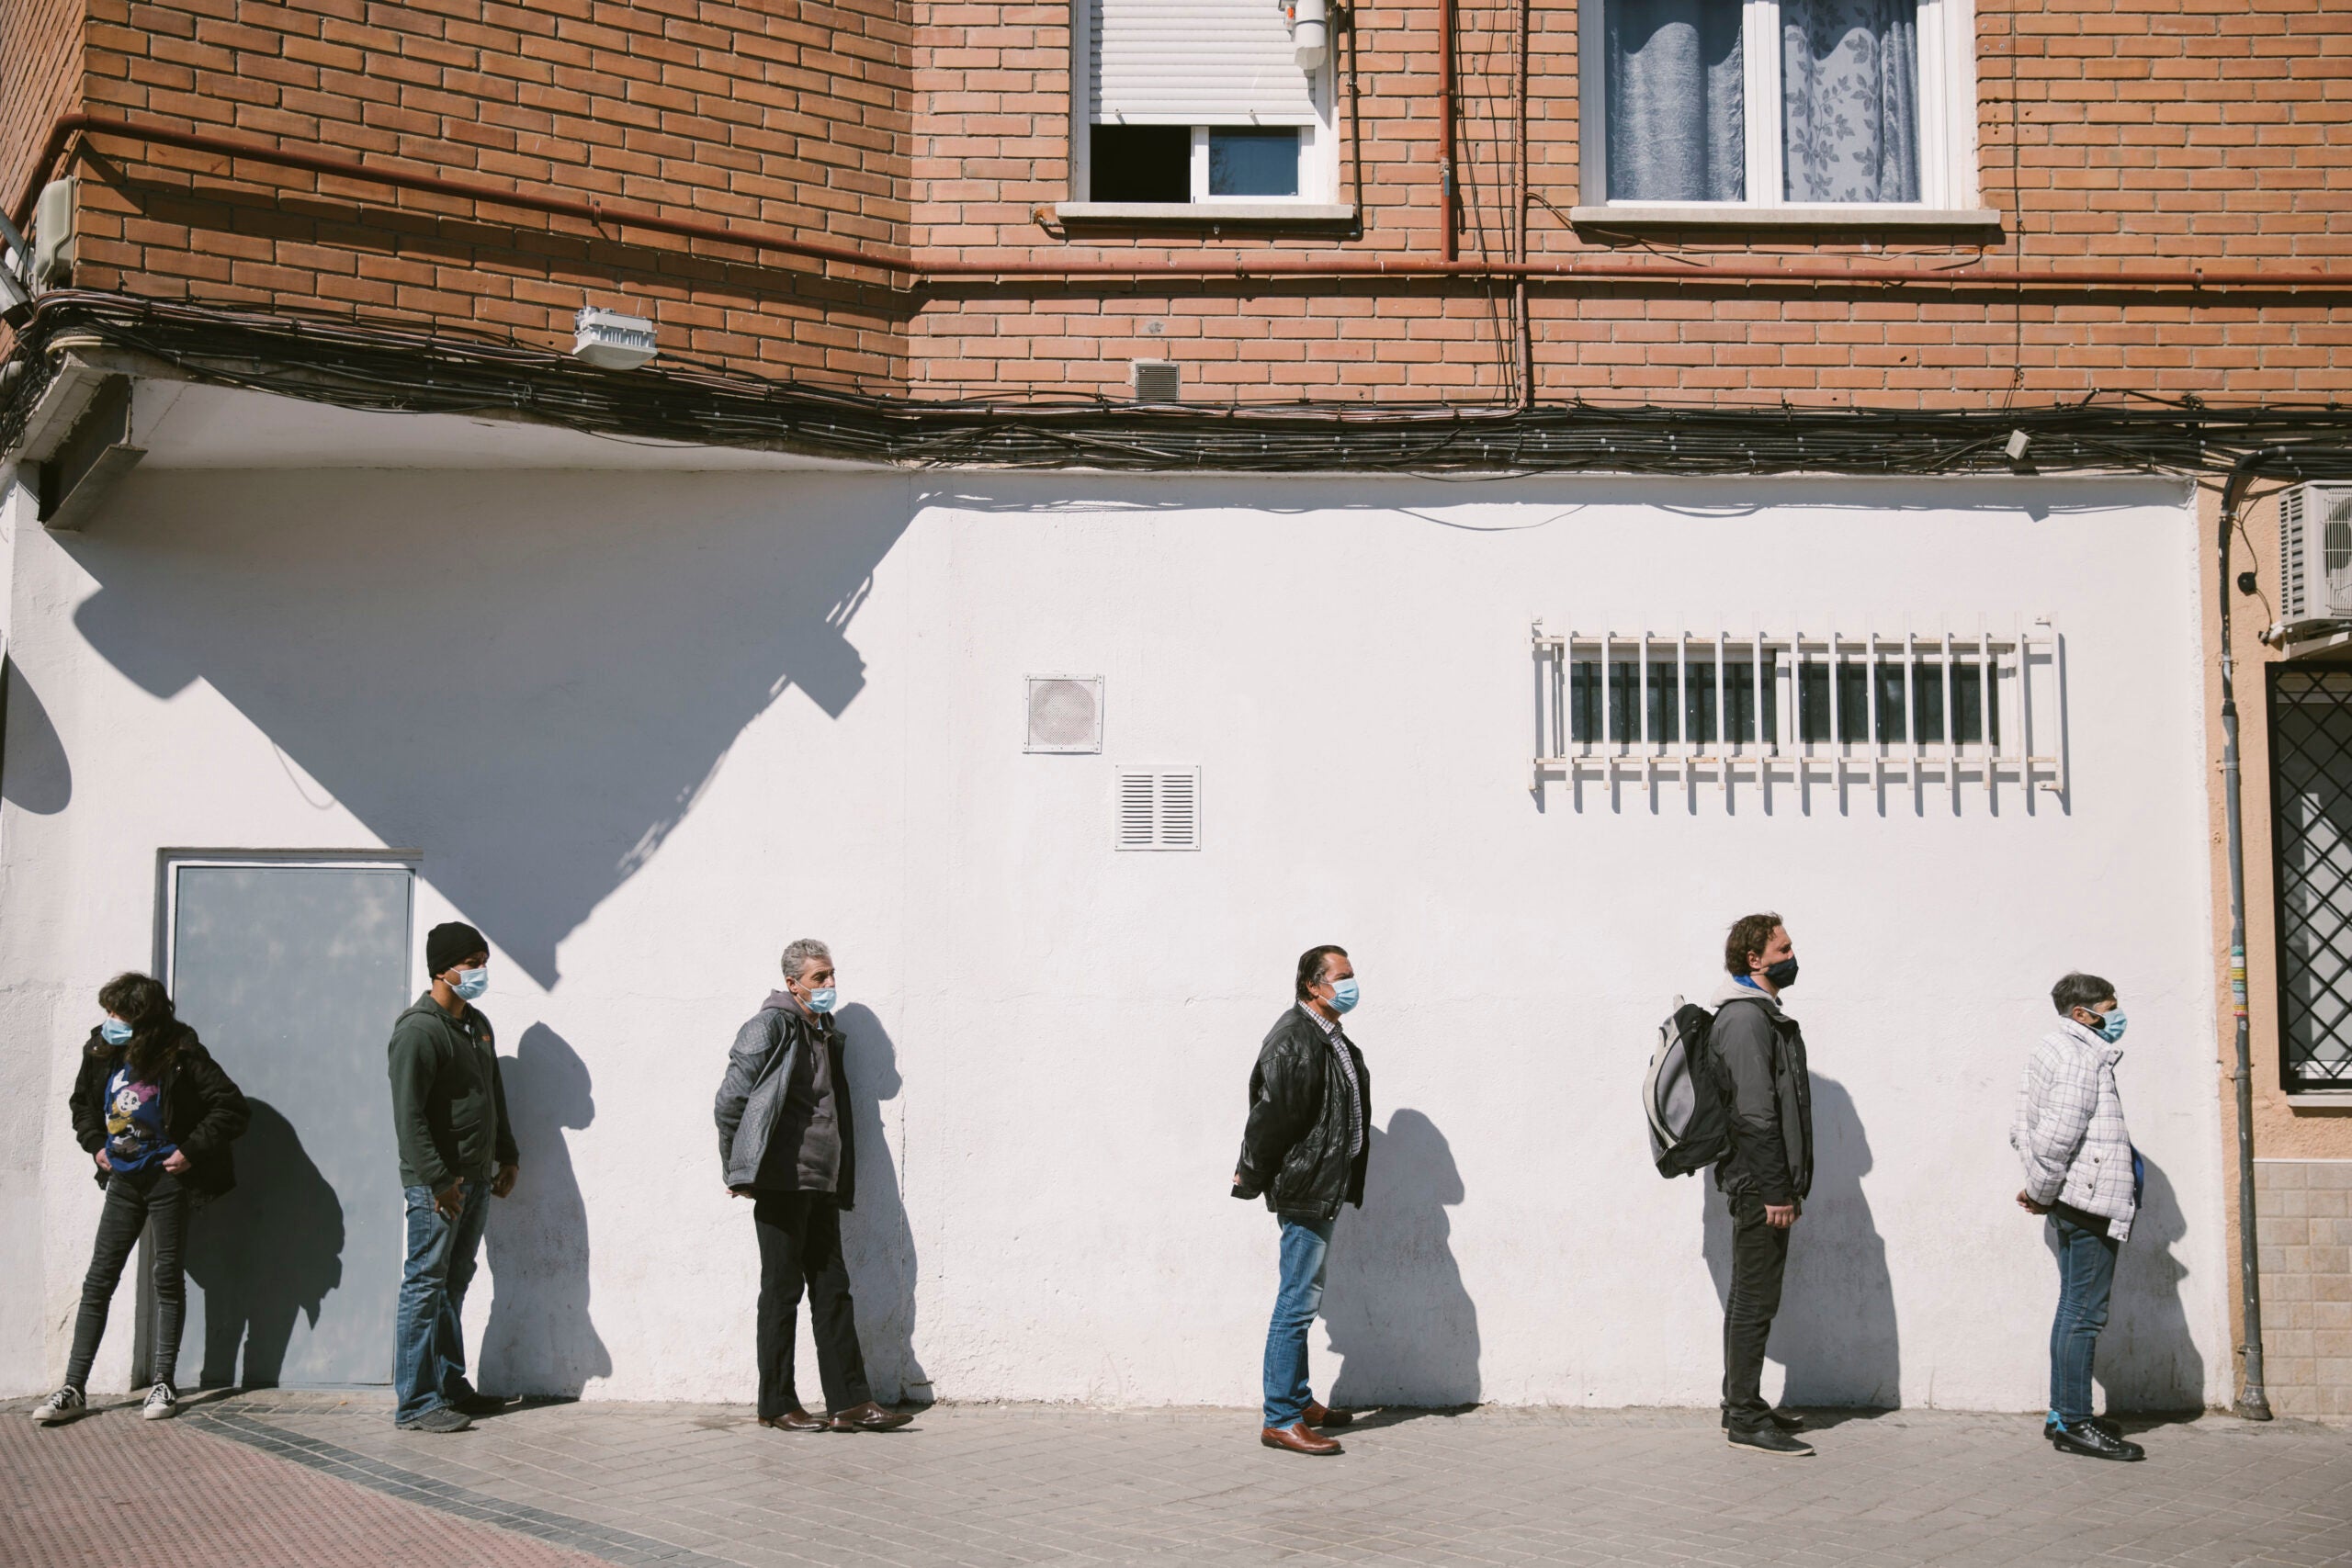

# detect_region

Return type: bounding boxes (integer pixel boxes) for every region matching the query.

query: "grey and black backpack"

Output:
[1644,997,1733,1178]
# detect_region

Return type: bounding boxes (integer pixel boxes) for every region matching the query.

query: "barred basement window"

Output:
[1532,620,2062,811]
[2268,665,2352,1091]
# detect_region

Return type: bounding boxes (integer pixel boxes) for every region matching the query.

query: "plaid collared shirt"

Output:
[1301,1004,1363,1157]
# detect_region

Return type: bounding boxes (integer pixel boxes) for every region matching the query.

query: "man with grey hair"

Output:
[715,939,910,1434]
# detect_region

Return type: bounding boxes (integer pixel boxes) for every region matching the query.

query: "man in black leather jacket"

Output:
[1232,945,1372,1457]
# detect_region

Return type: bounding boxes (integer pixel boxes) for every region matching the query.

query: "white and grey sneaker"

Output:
[141,1382,178,1421]
[31,1386,85,1425]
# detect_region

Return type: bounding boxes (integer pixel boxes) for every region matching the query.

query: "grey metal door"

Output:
[159,862,413,1387]
[2269,666,2352,1092]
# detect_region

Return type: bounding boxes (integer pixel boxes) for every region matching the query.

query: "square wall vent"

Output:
[1130,359,1180,402]
[1116,767,1201,851]
[1025,675,1103,753]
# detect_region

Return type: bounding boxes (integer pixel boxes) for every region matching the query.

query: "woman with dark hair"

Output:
[32,973,249,1425]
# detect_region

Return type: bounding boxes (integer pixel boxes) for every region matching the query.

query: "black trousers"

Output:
[752,1190,872,1418]
[68,1168,189,1390]
[1721,1189,1791,1427]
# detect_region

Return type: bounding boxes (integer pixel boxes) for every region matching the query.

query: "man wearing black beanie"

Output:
[387,920,519,1433]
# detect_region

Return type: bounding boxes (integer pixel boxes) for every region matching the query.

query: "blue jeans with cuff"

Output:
[1261,1214,1335,1429]
[2049,1205,2120,1423]
[394,1178,490,1424]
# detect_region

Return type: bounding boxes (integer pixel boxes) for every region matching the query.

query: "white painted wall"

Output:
[0,457,2228,1412]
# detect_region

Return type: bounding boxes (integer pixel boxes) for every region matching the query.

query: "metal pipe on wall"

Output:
[1440,0,1459,263]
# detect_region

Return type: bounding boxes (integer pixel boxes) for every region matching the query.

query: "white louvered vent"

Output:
[1115,767,1202,850]
[1089,0,1324,125]
[1025,675,1104,753]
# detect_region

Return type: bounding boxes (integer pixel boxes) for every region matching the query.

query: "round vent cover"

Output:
[1026,676,1103,752]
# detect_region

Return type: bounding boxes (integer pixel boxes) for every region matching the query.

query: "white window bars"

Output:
[1531,619,2065,809]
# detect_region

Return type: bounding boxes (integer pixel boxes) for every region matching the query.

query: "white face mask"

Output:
[451,967,489,1000]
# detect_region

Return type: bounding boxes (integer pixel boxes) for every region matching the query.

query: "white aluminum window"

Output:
[1530,619,2063,812]
[1577,0,1983,221]
[1069,0,1341,211]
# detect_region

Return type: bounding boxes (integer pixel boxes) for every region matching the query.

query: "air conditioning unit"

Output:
[2279,483,2352,643]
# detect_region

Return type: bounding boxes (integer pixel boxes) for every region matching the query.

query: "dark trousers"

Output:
[68,1168,189,1390]
[1721,1189,1792,1427]
[753,1190,872,1418]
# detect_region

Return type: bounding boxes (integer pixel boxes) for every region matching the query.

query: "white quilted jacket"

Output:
[2009,1018,2136,1241]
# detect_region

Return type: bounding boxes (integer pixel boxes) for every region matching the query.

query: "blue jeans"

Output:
[395,1179,490,1423]
[2049,1206,2120,1423]
[1261,1215,1334,1428]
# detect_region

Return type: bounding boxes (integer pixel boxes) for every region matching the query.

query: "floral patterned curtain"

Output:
[1606,0,1747,203]
[1781,0,1921,203]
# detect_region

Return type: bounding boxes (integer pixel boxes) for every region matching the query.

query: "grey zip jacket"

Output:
[1709,977,1813,1207]
[714,992,856,1205]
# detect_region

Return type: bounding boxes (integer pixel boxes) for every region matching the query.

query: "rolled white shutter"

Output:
[1090,0,1324,125]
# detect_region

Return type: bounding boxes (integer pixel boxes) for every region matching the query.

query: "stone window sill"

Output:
[1567,204,2004,231]
[2285,1090,2352,1109]
[1053,202,1358,226]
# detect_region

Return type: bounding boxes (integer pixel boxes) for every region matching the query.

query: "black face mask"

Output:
[1763,956,1799,990]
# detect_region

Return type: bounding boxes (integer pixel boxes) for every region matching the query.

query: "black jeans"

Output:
[752,1190,872,1417]
[1721,1188,1791,1427]
[68,1168,190,1390]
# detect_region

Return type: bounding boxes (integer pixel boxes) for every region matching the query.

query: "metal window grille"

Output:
[1531,620,2064,809]
[2268,665,2352,1090]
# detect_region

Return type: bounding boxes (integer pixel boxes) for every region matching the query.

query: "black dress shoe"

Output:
[1726,1423,1815,1458]
[829,1401,914,1432]
[759,1408,829,1433]
[1722,1407,1804,1433]
[2051,1418,2143,1461]
[2045,1414,2121,1441]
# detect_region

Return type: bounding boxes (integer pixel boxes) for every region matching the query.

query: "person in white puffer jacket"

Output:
[2010,971,2145,1463]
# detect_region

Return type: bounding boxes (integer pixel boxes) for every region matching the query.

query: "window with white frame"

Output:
[1071,0,1340,209]
[1530,620,2063,811]
[1578,0,1982,216]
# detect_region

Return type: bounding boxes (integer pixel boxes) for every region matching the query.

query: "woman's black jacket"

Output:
[69,1023,251,1198]
[1231,1004,1371,1223]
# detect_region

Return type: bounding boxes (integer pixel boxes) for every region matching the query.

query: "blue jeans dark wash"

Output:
[2049,1206,2120,1422]
[394,1178,490,1424]
[1261,1214,1334,1428]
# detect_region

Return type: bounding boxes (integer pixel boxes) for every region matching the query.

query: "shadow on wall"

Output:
[1702,1073,1900,1408]
[184,1100,345,1388]
[833,1003,928,1404]
[63,469,912,986]
[481,1024,610,1397]
[0,655,72,814]
[1323,1110,1481,1408]
[2061,1150,2205,1412]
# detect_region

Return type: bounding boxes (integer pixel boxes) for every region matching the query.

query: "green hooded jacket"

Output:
[387,992,517,1190]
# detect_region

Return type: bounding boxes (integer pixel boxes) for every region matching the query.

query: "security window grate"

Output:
[1532,621,2062,809]
[2268,665,2352,1090]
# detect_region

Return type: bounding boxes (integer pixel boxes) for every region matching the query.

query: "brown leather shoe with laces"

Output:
[758,1408,829,1433]
[828,1402,915,1432]
[1261,1421,1343,1455]
[1303,1401,1354,1429]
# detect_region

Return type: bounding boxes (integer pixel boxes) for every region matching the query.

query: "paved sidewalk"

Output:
[5,1393,2349,1568]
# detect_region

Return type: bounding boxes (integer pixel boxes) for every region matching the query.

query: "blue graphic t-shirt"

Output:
[104,1066,175,1172]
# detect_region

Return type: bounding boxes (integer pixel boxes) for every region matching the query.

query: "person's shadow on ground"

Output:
[2053,1147,2204,1414]
[183,1100,344,1388]
[835,1004,930,1405]
[1702,1072,1900,1412]
[480,1024,611,1397]
[1323,1109,1480,1413]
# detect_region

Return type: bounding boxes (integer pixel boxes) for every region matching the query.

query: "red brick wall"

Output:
[56,0,913,384]
[3,0,83,229]
[6,0,2350,402]
[906,0,2352,403]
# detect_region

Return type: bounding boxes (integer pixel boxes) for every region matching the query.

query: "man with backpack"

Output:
[1712,912,1815,1457]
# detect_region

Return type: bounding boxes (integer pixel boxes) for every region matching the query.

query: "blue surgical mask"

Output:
[99,1017,134,1046]
[2090,1009,2127,1043]
[805,987,839,1015]
[451,967,490,1001]
[1326,978,1360,1015]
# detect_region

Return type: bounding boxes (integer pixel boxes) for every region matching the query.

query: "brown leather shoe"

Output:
[1261,1421,1343,1455]
[829,1401,914,1433]
[758,1408,829,1433]
[1303,1401,1354,1430]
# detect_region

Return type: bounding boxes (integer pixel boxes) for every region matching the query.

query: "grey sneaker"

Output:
[396,1404,473,1434]
[31,1386,85,1425]
[141,1382,178,1421]
[1727,1422,1815,1458]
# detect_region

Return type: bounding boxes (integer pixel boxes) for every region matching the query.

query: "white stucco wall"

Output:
[0,457,2228,1412]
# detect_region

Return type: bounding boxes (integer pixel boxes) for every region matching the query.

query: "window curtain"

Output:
[1781,0,1920,203]
[1606,0,1746,202]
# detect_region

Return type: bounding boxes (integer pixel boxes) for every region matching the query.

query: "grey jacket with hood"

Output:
[714,992,856,1205]
[1709,976,1813,1208]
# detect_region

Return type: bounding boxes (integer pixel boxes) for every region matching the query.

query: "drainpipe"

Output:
[1439,0,1457,263]
[2213,444,2352,1422]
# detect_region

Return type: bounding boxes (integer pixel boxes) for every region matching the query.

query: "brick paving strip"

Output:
[4,1393,2349,1568]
